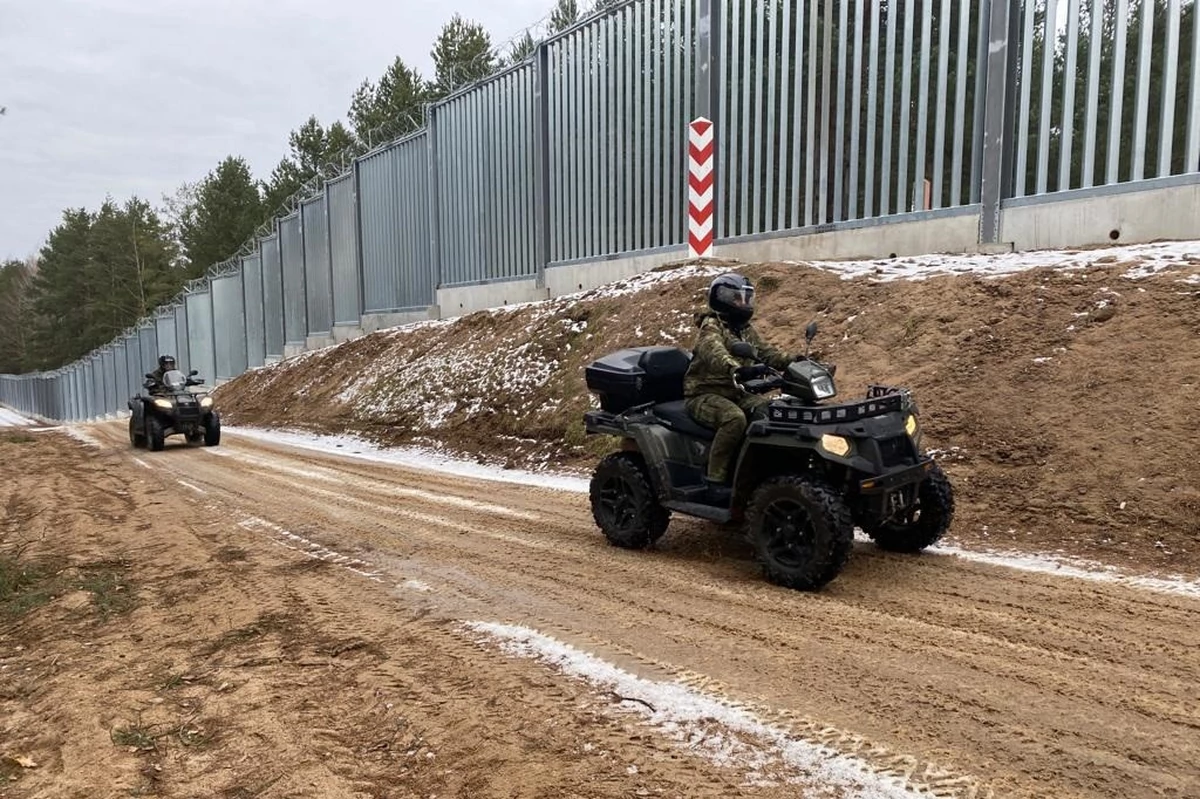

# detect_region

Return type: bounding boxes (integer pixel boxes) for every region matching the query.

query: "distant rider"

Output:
[148,354,177,395]
[683,273,793,505]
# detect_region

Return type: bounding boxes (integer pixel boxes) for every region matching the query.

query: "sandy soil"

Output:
[3,424,1198,798]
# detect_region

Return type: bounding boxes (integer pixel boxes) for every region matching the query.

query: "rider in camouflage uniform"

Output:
[148,354,176,395]
[684,273,792,504]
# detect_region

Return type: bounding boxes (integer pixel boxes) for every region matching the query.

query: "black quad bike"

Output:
[128,368,221,451]
[582,323,954,591]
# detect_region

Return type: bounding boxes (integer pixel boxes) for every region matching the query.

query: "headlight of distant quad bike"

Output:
[200,397,213,408]
[152,398,172,410]
[819,434,852,457]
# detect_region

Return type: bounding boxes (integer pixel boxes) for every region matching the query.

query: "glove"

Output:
[734,364,771,382]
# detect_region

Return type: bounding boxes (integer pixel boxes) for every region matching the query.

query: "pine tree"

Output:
[181,156,263,276]
[0,258,36,373]
[349,57,428,147]
[549,0,580,33]
[431,15,496,98]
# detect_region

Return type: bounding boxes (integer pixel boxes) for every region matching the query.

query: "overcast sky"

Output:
[0,0,549,262]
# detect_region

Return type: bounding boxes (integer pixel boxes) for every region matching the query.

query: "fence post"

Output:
[424,106,442,307]
[977,0,1019,244]
[351,157,367,320]
[533,43,552,290]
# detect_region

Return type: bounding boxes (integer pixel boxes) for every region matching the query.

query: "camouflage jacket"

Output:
[682,312,791,399]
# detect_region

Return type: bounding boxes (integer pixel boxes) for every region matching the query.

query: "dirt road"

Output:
[3,423,1198,799]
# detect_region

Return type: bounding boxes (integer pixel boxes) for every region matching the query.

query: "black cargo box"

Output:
[585,346,692,413]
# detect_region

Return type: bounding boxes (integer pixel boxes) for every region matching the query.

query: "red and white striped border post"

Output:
[688,117,715,259]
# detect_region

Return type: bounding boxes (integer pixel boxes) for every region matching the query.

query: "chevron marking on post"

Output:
[688,117,715,258]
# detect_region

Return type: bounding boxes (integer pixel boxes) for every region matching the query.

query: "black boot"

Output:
[704,478,732,506]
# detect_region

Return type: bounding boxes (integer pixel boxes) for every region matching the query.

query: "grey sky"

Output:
[0,0,549,261]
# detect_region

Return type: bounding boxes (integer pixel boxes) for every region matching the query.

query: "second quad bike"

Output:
[128,368,221,451]
[582,322,954,591]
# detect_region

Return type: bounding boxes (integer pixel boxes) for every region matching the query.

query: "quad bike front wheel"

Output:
[203,412,221,447]
[745,475,854,591]
[589,452,670,549]
[865,462,954,553]
[147,417,165,452]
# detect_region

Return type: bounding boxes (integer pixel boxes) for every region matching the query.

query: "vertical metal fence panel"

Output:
[75,366,84,422]
[1059,0,1081,191]
[242,253,266,369]
[1159,0,1182,177]
[102,349,117,416]
[1081,0,1104,188]
[124,335,140,401]
[1107,0,1131,184]
[82,359,94,420]
[212,273,248,381]
[1132,0,1155,181]
[301,197,332,335]
[359,136,432,309]
[279,213,307,345]
[881,0,898,215]
[833,0,849,222]
[933,0,952,209]
[1036,0,1058,193]
[155,312,177,367]
[114,340,129,408]
[138,323,158,382]
[174,305,190,375]
[186,289,217,385]
[326,175,360,325]
[260,234,284,358]
[436,68,535,279]
[1015,0,1037,197]
[1190,0,1200,172]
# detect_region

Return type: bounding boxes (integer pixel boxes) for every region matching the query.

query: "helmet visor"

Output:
[713,284,755,311]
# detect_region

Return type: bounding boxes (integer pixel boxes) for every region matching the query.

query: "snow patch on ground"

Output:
[225,426,591,493]
[463,621,929,797]
[0,407,36,427]
[63,426,102,448]
[782,240,1200,283]
[930,541,1200,599]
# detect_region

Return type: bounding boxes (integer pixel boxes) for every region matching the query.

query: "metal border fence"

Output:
[4,0,1197,421]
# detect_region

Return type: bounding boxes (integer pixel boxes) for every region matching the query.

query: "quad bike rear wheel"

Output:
[745,475,854,591]
[865,462,954,553]
[589,451,670,549]
[128,415,145,448]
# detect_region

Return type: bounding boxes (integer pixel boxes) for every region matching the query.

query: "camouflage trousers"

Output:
[684,392,771,483]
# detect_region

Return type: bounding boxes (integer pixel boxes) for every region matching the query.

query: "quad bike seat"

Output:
[652,400,716,441]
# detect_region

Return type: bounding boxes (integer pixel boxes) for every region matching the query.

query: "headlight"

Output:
[811,376,836,399]
[819,434,851,457]
[152,398,172,410]
[200,397,213,408]
[905,414,919,437]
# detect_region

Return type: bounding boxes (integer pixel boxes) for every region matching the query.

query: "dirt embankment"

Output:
[213,253,1200,575]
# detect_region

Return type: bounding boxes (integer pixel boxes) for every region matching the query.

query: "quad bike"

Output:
[128,368,221,451]
[582,322,954,591]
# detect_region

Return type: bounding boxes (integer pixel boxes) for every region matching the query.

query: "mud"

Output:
[3,426,1197,798]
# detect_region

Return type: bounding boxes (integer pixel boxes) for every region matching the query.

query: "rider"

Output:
[148,354,177,395]
[683,273,793,505]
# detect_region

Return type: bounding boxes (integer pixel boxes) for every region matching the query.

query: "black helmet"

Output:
[158,354,176,371]
[708,273,755,326]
